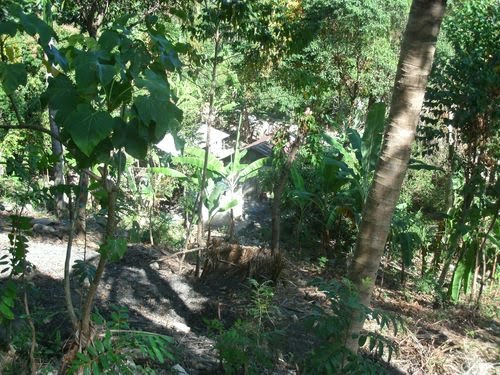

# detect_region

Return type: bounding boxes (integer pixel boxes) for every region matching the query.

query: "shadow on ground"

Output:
[1,244,416,374]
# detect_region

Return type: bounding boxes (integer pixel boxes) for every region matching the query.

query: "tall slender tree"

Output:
[346,0,446,352]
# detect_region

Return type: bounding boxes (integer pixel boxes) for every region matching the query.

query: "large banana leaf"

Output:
[173,146,225,175]
[347,128,362,165]
[361,102,386,175]
[450,244,477,301]
[291,165,305,191]
[237,157,268,182]
[149,167,187,178]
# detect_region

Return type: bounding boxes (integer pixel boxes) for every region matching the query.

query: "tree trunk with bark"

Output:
[195,23,221,278]
[75,171,89,235]
[346,0,446,353]
[49,108,65,218]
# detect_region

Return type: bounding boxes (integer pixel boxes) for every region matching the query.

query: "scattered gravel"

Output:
[0,230,99,279]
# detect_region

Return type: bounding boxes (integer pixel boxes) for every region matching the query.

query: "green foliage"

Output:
[420,0,498,303]
[208,318,274,375]
[255,0,407,122]
[304,278,402,374]
[1,7,183,167]
[361,103,386,176]
[0,212,34,324]
[285,103,386,252]
[247,278,277,329]
[99,237,128,262]
[0,280,17,323]
[72,260,97,284]
[69,306,174,374]
[390,204,423,269]
[427,0,498,140]
[0,63,27,94]
[161,139,268,231]
[206,278,278,374]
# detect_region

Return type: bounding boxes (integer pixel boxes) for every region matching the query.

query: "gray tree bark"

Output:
[346,0,446,353]
[49,108,65,218]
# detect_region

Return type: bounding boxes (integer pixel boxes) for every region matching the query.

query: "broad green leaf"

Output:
[64,105,114,157]
[16,10,55,45]
[87,345,97,357]
[44,44,69,71]
[358,334,367,347]
[91,362,100,375]
[0,21,18,37]
[0,302,14,320]
[135,69,170,97]
[0,63,27,94]
[98,30,121,51]
[220,198,239,213]
[174,148,225,175]
[150,167,187,178]
[361,102,385,174]
[462,244,477,295]
[100,238,127,262]
[111,117,146,158]
[134,96,181,142]
[46,75,79,122]
[105,80,132,112]
[450,259,467,301]
[73,50,115,95]
[96,62,116,86]
[408,158,445,172]
[324,134,358,172]
[347,128,362,164]
[378,341,384,357]
[369,336,376,351]
[238,157,268,181]
[291,165,305,190]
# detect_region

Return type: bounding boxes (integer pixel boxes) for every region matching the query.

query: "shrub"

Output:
[304,278,403,374]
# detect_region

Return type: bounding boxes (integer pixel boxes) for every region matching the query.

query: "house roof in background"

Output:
[242,135,273,157]
[156,133,181,156]
[197,124,230,144]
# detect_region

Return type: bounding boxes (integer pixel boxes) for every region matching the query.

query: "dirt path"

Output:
[0,209,498,375]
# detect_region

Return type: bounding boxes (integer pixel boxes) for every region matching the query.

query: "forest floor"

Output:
[0,206,498,375]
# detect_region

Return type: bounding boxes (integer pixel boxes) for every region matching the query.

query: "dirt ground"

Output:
[0,209,499,374]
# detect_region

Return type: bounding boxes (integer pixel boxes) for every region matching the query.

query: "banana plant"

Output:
[287,103,386,251]
[152,145,268,238]
[389,204,423,286]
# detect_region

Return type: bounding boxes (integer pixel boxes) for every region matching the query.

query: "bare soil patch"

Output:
[0,211,498,374]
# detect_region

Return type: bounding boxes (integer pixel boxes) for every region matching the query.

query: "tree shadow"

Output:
[0,243,423,374]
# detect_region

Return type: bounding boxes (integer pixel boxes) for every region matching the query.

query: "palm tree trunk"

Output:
[346,0,446,353]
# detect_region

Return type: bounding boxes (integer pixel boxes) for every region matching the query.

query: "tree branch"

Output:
[0,124,64,144]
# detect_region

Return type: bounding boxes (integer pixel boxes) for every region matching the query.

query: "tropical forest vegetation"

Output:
[0,0,498,374]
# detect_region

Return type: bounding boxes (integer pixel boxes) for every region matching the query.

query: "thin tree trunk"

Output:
[49,108,65,218]
[421,243,427,277]
[80,186,117,340]
[490,253,498,286]
[438,184,475,288]
[346,0,446,353]
[477,247,487,306]
[475,202,498,304]
[64,191,78,331]
[75,170,89,235]
[59,168,119,374]
[471,243,481,301]
[196,25,221,277]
